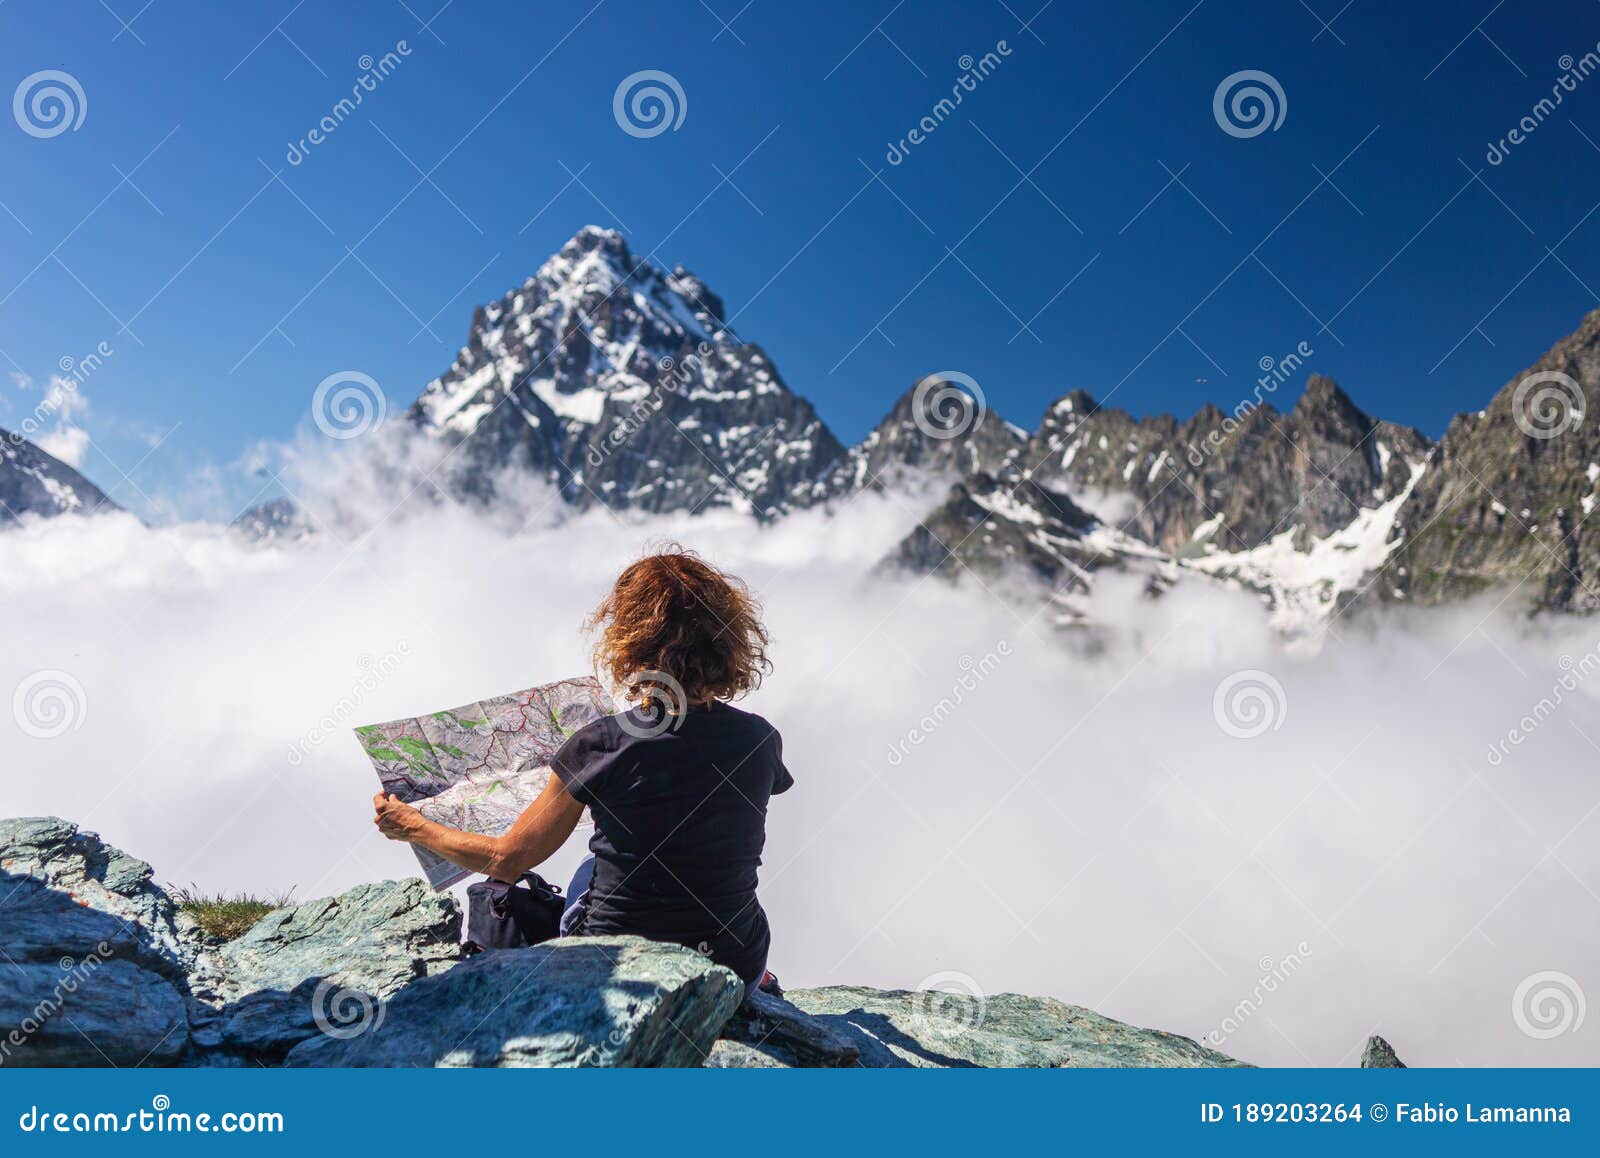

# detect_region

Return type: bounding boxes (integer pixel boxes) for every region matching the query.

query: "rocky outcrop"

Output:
[707,987,861,1068]
[1361,1034,1406,1068]
[0,817,190,1065]
[784,986,1250,1068]
[187,879,463,1063]
[3,817,1401,1068]
[286,937,743,1067]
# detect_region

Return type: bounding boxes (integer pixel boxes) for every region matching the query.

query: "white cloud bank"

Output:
[1,460,1597,1068]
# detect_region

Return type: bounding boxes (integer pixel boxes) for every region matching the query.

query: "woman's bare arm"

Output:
[373,773,584,882]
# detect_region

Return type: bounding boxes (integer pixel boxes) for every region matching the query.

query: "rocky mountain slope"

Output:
[409,225,845,519]
[805,375,1027,501]
[1019,376,1431,558]
[3,816,1408,1068]
[0,428,117,524]
[1376,309,1600,613]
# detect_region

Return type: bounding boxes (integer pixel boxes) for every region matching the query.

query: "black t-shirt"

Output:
[550,701,793,983]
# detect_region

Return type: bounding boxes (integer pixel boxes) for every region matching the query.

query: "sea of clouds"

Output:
[2,441,1597,1067]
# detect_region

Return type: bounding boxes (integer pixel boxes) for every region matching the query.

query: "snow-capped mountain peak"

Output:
[409,226,844,517]
[0,428,119,524]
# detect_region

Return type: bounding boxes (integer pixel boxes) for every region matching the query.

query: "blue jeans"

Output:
[561,853,762,1001]
[559,853,595,937]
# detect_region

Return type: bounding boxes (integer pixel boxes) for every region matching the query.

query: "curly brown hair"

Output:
[587,548,771,709]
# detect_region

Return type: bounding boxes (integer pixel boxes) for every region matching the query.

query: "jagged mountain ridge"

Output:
[1016,375,1432,558]
[409,226,846,518]
[0,429,117,524]
[805,376,1027,501]
[29,223,1599,620]
[1375,307,1600,613]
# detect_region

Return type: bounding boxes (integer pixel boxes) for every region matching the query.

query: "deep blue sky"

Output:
[3,0,1599,519]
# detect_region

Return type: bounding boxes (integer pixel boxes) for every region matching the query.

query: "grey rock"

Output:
[283,937,743,1068]
[785,985,1249,1068]
[1360,1034,1406,1068]
[0,816,191,980]
[0,959,188,1067]
[0,818,191,1065]
[187,878,461,1061]
[707,986,860,1068]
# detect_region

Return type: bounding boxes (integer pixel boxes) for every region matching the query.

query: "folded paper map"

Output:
[354,676,612,889]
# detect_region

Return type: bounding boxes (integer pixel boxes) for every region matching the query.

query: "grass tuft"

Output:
[169,884,297,941]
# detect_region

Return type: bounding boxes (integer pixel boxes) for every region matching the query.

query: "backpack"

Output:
[464,871,564,951]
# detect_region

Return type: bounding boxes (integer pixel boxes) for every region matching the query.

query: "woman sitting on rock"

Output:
[372,548,791,998]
